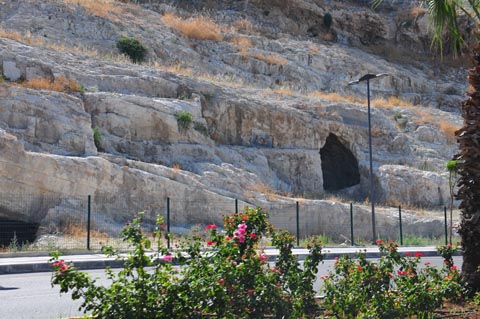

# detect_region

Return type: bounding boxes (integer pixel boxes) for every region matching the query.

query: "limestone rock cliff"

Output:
[0,0,466,241]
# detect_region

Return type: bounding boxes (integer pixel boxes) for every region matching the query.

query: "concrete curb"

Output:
[0,246,459,275]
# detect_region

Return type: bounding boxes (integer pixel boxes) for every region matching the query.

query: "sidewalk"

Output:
[0,246,450,275]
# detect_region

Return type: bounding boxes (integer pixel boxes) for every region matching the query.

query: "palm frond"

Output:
[427,0,464,54]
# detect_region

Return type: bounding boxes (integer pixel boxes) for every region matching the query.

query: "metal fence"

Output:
[0,193,459,253]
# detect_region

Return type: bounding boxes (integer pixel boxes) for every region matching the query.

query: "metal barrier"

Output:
[0,193,459,253]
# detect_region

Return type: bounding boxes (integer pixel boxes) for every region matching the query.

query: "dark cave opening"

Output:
[320,133,360,191]
[0,219,39,247]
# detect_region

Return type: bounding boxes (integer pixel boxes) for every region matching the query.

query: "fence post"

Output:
[167,197,171,249]
[399,205,403,246]
[444,206,448,245]
[296,201,300,247]
[350,203,354,246]
[87,195,91,250]
[235,198,239,214]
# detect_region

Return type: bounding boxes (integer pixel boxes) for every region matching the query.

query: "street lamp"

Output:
[348,73,389,243]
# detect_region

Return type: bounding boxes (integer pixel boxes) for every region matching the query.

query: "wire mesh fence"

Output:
[0,193,459,253]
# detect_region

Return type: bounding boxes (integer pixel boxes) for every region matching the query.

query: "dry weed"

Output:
[254,52,288,65]
[438,120,460,142]
[308,91,363,104]
[0,27,120,60]
[161,13,222,41]
[62,222,109,241]
[273,87,295,96]
[234,18,255,34]
[231,36,252,48]
[17,76,81,93]
[0,28,23,42]
[64,0,124,23]
[249,182,279,201]
[151,61,194,76]
[414,109,434,125]
[371,127,386,136]
[371,96,414,108]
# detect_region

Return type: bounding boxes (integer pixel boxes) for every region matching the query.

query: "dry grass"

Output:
[308,91,363,104]
[371,96,414,108]
[309,91,414,109]
[231,37,252,48]
[253,52,288,65]
[273,87,296,96]
[231,36,252,57]
[0,27,123,61]
[161,13,223,41]
[0,28,23,42]
[371,127,387,136]
[414,109,461,143]
[248,182,281,201]
[234,18,255,34]
[16,76,81,93]
[438,120,461,142]
[0,28,46,47]
[64,0,124,23]
[62,222,109,242]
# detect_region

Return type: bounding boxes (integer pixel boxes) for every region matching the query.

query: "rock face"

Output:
[0,0,465,242]
[0,85,96,156]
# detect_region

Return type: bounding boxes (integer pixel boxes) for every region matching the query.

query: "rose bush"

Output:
[321,240,463,319]
[51,207,323,318]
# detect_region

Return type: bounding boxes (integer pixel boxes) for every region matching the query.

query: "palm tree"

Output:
[372,0,480,292]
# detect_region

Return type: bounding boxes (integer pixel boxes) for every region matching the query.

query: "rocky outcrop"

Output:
[0,84,96,156]
[0,0,466,243]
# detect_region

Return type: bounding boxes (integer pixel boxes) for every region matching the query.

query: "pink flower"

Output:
[450,266,458,272]
[207,240,213,246]
[398,270,407,276]
[237,235,245,243]
[425,262,431,266]
[447,243,452,248]
[405,252,411,257]
[238,228,246,235]
[225,236,232,241]
[320,274,329,280]
[233,230,241,237]
[163,254,173,262]
[53,260,65,267]
[376,239,382,245]
[205,224,217,230]
[238,223,247,230]
[249,233,257,240]
[218,279,225,285]
[60,265,68,273]
[357,266,363,271]
[232,261,238,266]
[414,252,424,258]
[258,253,267,263]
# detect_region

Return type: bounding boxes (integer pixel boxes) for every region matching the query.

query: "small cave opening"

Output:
[320,133,360,191]
[0,218,39,247]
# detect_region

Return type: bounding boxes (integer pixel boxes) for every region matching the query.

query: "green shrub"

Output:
[321,240,463,318]
[176,111,193,131]
[92,127,103,152]
[323,12,333,28]
[116,37,147,63]
[51,208,324,318]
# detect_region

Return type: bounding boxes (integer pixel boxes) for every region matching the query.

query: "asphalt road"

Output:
[0,256,463,319]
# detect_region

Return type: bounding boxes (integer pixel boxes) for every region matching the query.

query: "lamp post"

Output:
[348,73,389,243]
